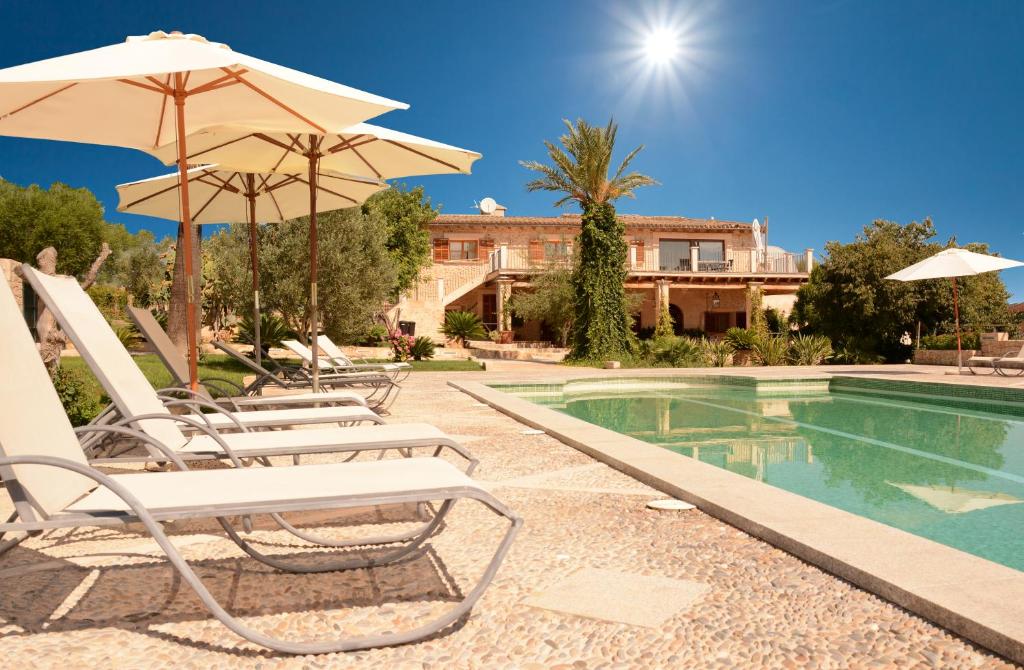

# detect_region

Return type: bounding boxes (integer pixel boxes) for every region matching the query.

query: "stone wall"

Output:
[981,339,1024,357]
[912,349,977,366]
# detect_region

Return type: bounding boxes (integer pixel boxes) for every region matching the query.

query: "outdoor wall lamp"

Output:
[711,292,721,308]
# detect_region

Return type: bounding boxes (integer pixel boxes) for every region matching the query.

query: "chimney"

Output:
[493,204,506,217]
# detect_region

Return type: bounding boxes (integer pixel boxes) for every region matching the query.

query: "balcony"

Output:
[487,245,811,277]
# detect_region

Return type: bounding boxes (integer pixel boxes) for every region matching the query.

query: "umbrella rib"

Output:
[1,82,77,119]
[264,174,303,193]
[253,132,305,156]
[218,68,327,133]
[122,167,218,209]
[183,133,256,163]
[266,186,285,222]
[382,139,462,172]
[325,134,369,154]
[192,181,230,221]
[118,78,170,95]
[153,74,171,147]
[288,174,358,204]
[186,70,248,96]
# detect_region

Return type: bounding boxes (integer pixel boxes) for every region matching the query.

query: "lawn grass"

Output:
[364,358,484,371]
[60,353,482,414]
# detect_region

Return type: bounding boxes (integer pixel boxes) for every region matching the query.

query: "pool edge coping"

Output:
[450,378,1024,665]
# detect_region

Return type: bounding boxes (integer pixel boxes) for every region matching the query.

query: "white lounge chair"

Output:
[317,334,412,382]
[21,265,474,471]
[967,342,1024,376]
[127,305,374,410]
[0,273,520,653]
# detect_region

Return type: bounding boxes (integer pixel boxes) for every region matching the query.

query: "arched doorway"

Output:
[668,304,684,335]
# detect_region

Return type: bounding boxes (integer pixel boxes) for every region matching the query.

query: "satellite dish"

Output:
[479,197,497,214]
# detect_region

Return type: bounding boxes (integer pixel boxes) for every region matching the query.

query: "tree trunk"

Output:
[167,222,203,354]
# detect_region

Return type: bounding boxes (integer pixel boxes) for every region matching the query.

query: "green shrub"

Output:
[764,308,785,335]
[752,335,789,366]
[237,313,294,350]
[441,310,486,346]
[409,336,436,361]
[51,365,99,426]
[86,284,129,321]
[651,336,706,367]
[725,327,758,351]
[702,338,734,367]
[919,333,980,350]
[788,334,833,365]
[358,324,388,346]
[113,322,141,350]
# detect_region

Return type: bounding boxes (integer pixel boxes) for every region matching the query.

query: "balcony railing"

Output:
[487,245,810,274]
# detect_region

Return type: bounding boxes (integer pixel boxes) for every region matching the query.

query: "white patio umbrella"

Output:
[116,165,387,368]
[0,30,406,389]
[886,248,1024,371]
[888,481,1023,514]
[144,122,481,389]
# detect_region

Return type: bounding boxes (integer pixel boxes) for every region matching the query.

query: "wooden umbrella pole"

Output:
[173,73,199,391]
[308,135,320,392]
[951,277,962,372]
[246,173,262,376]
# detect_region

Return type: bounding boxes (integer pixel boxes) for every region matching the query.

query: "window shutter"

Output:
[634,241,644,268]
[479,238,495,260]
[528,239,544,262]
[432,238,449,262]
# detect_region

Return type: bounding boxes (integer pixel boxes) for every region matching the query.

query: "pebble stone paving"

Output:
[0,368,1020,669]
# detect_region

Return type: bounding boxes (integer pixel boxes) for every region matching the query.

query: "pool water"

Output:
[505,379,1024,572]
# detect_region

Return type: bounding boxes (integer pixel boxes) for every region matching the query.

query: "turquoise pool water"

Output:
[501,377,1024,572]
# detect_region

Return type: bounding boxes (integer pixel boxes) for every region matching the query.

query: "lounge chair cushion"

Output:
[66,457,472,515]
[180,423,448,456]
[197,405,379,429]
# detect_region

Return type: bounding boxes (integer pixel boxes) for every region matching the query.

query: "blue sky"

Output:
[2,1,1023,295]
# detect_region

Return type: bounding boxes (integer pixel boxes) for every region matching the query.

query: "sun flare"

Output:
[643,27,680,65]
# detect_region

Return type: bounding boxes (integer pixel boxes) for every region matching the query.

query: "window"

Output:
[482,294,497,329]
[658,239,726,271]
[544,240,569,259]
[449,240,478,261]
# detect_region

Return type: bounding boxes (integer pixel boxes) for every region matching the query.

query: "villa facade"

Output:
[399,202,814,342]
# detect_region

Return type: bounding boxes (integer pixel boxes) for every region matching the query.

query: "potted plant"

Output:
[725,327,757,366]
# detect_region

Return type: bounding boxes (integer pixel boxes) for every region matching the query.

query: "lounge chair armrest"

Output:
[200,376,247,397]
[112,412,245,467]
[157,385,243,413]
[74,425,189,471]
[157,396,251,434]
[0,455,189,536]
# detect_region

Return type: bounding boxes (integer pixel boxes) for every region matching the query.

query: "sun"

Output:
[643,27,680,65]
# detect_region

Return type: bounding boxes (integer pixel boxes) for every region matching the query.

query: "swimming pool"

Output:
[498,376,1024,572]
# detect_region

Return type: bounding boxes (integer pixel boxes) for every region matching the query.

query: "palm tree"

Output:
[521,118,658,360]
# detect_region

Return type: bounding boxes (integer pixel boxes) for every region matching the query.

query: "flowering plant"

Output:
[388,332,415,362]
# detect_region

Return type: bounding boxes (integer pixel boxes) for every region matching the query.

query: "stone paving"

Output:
[0,366,1020,668]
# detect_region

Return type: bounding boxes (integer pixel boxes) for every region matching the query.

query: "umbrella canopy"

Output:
[116,166,386,369]
[0,30,407,390]
[886,248,1024,282]
[886,248,1024,372]
[144,121,481,178]
[116,165,386,224]
[141,122,480,390]
[0,31,406,147]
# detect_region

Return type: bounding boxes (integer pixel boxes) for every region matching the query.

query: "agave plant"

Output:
[752,335,789,366]
[237,313,294,351]
[409,336,436,361]
[724,327,758,351]
[788,334,834,366]
[441,311,487,346]
[651,336,706,368]
[702,338,735,367]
